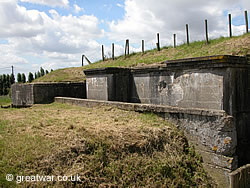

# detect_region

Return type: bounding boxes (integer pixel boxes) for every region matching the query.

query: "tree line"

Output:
[0,74,15,95]
[16,67,52,83]
[0,67,53,96]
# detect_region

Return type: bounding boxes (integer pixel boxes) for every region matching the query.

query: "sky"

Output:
[0,0,249,77]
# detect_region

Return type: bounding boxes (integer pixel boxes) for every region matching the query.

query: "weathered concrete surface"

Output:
[230,164,250,188]
[130,55,250,114]
[84,55,250,112]
[84,55,250,168]
[12,82,86,107]
[55,97,238,187]
[84,68,130,102]
[12,84,33,107]
[164,111,237,187]
[131,71,224,110]
[83,55,250,187]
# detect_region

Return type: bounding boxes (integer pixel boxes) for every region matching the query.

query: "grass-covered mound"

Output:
[0,102,214,187]
[34,33,250,83]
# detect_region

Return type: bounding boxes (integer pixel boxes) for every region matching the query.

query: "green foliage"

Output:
[17,73,22,83]
[21,73,26,83]
[0,75,3,95]
[2,74,6,84]
[3,83,8,95]
[6,74,10,88]
[0,74,13,96]
[40,67,45,76]
[37,71,41,78]
[10,74,15,85]
[45,70,49,74]
[28,72,34,83]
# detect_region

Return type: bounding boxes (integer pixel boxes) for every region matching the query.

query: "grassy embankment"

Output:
[0,99,214,187]
[34,33,250,83]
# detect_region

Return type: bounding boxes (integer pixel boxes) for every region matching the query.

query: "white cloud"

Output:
[74,4,83,13]
[0,0,45,38]
[108,0,249,47]
[0,0,249,77]
[19,0,69,7]
[240,0,250,10]
[0,42,31,76]
[116,3,123,8]
[0,0,104,76]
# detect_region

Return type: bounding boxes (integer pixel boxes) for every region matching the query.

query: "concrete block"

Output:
[12,82,86,107]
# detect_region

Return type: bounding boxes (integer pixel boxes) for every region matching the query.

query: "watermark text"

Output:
[6,174,81,184]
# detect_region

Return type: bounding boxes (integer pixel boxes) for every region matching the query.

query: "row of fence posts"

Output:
[99,10,249,62]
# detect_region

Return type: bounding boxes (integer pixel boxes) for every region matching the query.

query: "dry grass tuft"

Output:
[0,102,215,187]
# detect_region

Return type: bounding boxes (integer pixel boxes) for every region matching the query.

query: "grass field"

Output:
[34,33,250,83]
[0,100,215,187]
[0,96,11,106]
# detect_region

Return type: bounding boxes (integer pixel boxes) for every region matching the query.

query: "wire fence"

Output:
[100,10,249,62]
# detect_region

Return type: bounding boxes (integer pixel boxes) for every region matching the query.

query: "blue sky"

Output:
[0,0,249,77]
[19,0,125,23]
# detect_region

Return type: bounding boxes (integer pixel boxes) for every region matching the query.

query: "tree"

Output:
[17,73,22,83]
[40,67,45,77]
[28,72,34,83]
[21,73,26,83]
[10,73,15,85]
[2,74,6,85]
[37,71,41,78]
[3,83,8,95]
[45,70,49,74]
[6,74,10,88]
[35,72,37,79]
[2,75,8,95]
[50,69,53,72]
[0,75,3,95]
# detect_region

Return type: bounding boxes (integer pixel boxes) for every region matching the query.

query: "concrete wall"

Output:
[86,76,111,101]
[131,70,224,110]
[84,68,130,102]
[84,55,250,187]
[12,84,34,106]
[12,82,86,107]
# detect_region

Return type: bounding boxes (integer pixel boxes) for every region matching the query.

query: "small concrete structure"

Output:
[85,68,130,102]
[12,82,86,107]
[84,55,250,187]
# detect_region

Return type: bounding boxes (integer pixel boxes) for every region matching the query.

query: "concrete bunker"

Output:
[10,55,250,186]
[83,55,250,187]
[11,82,86,107]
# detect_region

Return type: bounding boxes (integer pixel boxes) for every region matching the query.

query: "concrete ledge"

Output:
[131,55,250,73]
[54,97,226,116]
